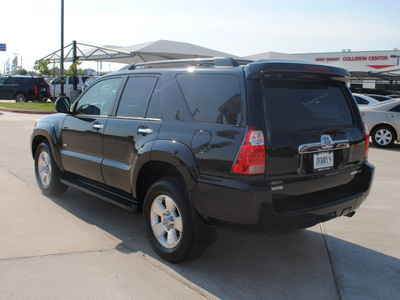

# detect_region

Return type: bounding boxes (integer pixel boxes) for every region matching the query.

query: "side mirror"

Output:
[55,97,71,113]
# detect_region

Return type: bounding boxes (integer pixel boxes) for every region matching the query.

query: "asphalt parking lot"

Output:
[0,110,399,300]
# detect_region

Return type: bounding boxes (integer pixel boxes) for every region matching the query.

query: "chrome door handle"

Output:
[92,123,103,130]
[138,127,153,135]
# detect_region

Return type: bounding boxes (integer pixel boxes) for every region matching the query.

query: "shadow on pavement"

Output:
[49,188,400,299]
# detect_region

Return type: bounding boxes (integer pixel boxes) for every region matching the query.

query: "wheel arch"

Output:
[31,126,64,172]
[133,140,199,206]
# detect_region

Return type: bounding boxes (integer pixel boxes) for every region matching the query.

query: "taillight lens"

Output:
[364,122,369,159]
[34,84,38,94]
[231,127,265,174]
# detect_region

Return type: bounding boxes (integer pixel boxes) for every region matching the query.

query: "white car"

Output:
[360,99,400,148]
[352,93,380,106]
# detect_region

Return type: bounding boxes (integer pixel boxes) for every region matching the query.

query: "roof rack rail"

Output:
[118,57,253,71]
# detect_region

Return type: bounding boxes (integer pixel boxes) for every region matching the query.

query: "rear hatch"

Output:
[246,61,368,213]
[36,77,51,98]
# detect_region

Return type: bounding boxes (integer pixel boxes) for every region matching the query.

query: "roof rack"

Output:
[118,57,253,71]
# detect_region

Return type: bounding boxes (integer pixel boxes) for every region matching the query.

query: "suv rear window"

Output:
[177,74,242,126]
[263,78,353,131]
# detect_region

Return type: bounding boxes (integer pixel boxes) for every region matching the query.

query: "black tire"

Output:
[15,93,26,102]
[371,125,396,148]
[34,142,68,196]
[143,178,207,263]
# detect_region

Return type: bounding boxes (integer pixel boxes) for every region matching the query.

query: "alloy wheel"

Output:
[150,194,183,249]
[38,151,52,188]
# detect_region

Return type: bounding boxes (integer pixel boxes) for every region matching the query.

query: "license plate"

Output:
[313,151,334,171]
[41,88,47,92]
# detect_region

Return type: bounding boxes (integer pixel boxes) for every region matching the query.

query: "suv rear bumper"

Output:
[193,162,374,231]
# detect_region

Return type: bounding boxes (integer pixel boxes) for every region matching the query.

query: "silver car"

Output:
[353,93,380,106]
[360,99,400,148]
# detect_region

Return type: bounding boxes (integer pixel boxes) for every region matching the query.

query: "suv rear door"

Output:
[35,77,51,100]
[102,75,162,193]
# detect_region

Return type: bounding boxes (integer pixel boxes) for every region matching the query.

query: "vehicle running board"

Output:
[60,177,139,212]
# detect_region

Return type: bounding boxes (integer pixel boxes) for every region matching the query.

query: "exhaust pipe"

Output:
[345,211,356,218]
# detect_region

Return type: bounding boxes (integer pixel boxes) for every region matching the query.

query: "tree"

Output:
[16,68,28,75]
[64,60,82,77]
[33,59,52,76]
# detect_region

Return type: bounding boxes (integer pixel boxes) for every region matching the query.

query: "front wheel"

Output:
[34,142,68,195]
[143,178,207,263]
[371,126,395,148]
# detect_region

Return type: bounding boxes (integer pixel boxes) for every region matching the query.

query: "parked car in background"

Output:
[352,93,380,106]
[360,99,400,148]
[81,76,100,92]
[31,58,374,263]
[0,75,50,102]
[366,94,393,102]
[49,75,90,100]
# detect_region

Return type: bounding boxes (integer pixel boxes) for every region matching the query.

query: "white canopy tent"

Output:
[39,39,241,65]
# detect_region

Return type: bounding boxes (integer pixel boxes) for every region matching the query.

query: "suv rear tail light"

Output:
[34,84,38,94]
[231,126,265,174]
[364,122,369,159]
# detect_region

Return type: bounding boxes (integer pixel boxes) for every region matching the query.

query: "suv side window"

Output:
[177,74,242,125]
[4,77,16,84]
[146,79,162,119]
[75,77,122,116]
[116,76,158,118]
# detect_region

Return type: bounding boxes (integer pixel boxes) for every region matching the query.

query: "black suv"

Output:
[31,58,374,263]
[0,75,51,102]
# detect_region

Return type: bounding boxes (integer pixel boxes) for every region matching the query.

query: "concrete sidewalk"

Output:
[0,167,209,299]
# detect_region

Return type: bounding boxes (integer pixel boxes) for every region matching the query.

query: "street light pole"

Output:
[60,0,64,96]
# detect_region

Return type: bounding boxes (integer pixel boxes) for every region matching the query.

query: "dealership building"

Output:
[247,49,400,93]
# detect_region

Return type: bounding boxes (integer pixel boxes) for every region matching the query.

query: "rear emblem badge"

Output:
[321,135,333,147]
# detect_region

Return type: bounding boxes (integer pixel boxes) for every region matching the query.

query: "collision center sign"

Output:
[294,50,399,71]
[0,44,6,51]
[314,54,395,69]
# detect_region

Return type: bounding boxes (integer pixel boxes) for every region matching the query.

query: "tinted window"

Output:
[264,78,353,131]
[177,74,242,125]
[116,76,157,118]
[4,77,16,84]
[146,79,162,119]
[390,104,400,112]
[75,77,122,116]
[52,77,65,84]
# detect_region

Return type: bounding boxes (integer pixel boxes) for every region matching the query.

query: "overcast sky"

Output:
[1,0,400,71]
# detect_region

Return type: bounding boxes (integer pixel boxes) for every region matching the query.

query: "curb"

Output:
[0,106,57,115]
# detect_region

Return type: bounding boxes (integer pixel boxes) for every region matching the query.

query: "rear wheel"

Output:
[371,125,395,148]
[34,142,68,195]
[143,178,207,263]
[15,93,26,102]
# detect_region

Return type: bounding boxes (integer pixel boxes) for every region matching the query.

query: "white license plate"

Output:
[41,88,47,92]
[313,152,334,171]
